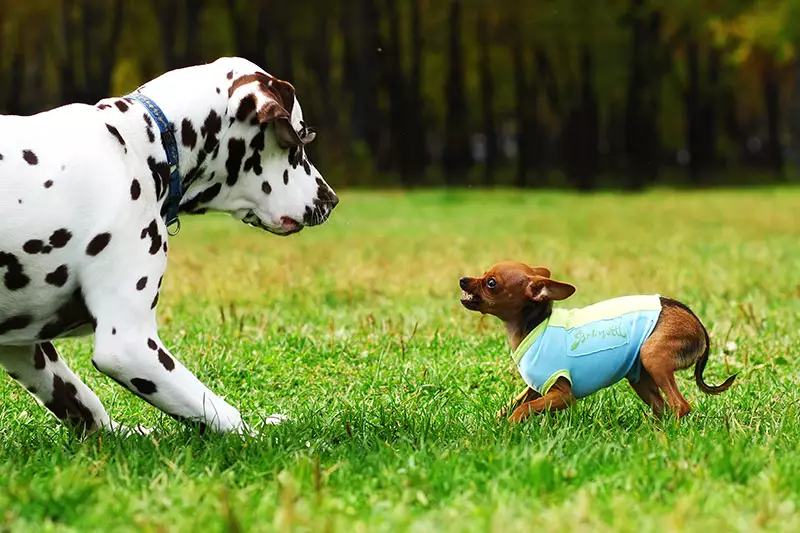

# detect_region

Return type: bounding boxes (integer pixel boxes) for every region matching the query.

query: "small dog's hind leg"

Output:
[628,369,665,417]
[639,344,692,418]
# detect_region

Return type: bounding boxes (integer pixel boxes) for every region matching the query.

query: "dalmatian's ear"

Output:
[228,73,312,149]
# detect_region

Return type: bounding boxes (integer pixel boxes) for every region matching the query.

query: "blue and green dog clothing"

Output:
[512,295,663,398]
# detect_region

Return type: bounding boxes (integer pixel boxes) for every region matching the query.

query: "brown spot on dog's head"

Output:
[459,262,574,321]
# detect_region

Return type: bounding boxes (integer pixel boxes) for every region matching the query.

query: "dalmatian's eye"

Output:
[487,277,497,289]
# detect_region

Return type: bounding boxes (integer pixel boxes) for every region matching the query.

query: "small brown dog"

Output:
[459,262,736,424]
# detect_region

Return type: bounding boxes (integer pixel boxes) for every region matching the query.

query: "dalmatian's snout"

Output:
[302,179,339,227]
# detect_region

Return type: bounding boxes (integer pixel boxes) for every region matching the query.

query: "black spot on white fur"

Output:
[106,123,126,152]
[131,378,157,395]
[181,119,197,149]
[136,276,148,290]
[143,113,155,143]
[22,150,38,165]
[226,138,246,186]
[158,349,175,371]
[38,289,91,339]
[201,110,222,153]
[140,220,162,255]
[147,157,169,200]
[50,229,72,248]
[86,233,111,256]
[131,179,141,200]
[0,314,32,335]
[0,252,30,290]
[46,374,96,431]
[45,265,69,287]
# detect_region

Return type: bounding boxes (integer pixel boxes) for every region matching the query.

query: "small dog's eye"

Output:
[487,277,497,289]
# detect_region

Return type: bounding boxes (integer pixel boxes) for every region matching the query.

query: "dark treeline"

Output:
[0,0,798,189]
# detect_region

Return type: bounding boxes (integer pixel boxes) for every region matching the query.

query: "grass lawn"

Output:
[1,188,800,532]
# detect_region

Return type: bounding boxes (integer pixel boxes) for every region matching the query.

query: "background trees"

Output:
[0,0,797,188]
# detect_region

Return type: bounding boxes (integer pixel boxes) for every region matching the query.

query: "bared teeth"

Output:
[462,291,475,300]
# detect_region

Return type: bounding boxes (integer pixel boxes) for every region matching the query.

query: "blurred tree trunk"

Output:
[0,9,4,112]
[304,14,333,167]
[684,39,720,184]
[156,0,180,70]
[478,11,498,187]
[442,0,471,186]
[624,0,662,190]
[341,7,360,142]
[60,0,81,103]
[763,56,783,177]
[512,38,532,188]
[703,47,720,172]
[184,0,203,66]
[359,0,380,155]
[407,0,427,181]
[383,0,413,182]
[274,4,295,81]
[6,49,24,114]
[789,54,800,172]
[533,47,555,176]
[563,45,599,191]
[344,0,380,158]
[225,0,258,63]
[685,38,701,182]
[80,0,124,103]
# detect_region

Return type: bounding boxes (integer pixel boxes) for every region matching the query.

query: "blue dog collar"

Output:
[126,92,182,234]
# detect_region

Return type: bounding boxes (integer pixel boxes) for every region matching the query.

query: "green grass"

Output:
[2,188,800,532]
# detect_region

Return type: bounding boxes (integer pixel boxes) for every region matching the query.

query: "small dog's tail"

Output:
[694,322,737,395]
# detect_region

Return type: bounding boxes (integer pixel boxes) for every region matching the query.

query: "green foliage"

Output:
[1,0,798,186]
[1,189,799,531]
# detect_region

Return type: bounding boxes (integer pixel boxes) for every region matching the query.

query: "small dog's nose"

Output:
[329,190,340,209]
[459,277,470,290]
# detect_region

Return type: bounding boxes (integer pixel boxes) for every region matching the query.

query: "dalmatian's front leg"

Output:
[0,343,146,435]
[80,216,288,434]
[91,324,250,433]
[79,228,267,434]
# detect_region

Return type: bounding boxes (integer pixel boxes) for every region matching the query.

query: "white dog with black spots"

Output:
[0,57,338,435]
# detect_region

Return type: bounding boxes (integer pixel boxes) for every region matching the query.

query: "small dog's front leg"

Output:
[497,386,542,420]
[508,377,574,424]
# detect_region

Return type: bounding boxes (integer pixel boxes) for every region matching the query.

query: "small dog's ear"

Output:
[525,278,576,302]
[529,266,551,278]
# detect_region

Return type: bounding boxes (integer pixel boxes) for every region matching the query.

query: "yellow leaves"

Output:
[708,1,796,65]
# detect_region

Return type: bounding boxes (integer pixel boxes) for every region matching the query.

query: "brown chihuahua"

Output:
[460,262,736,424]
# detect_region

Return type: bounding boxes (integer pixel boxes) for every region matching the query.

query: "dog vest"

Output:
[512,295,662,398]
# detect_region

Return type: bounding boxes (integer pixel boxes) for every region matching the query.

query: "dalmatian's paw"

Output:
[232,414,289,438]
[104,421,152,436]
[264,413,289,425]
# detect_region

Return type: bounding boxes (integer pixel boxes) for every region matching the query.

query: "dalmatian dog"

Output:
[0,57,338,435]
